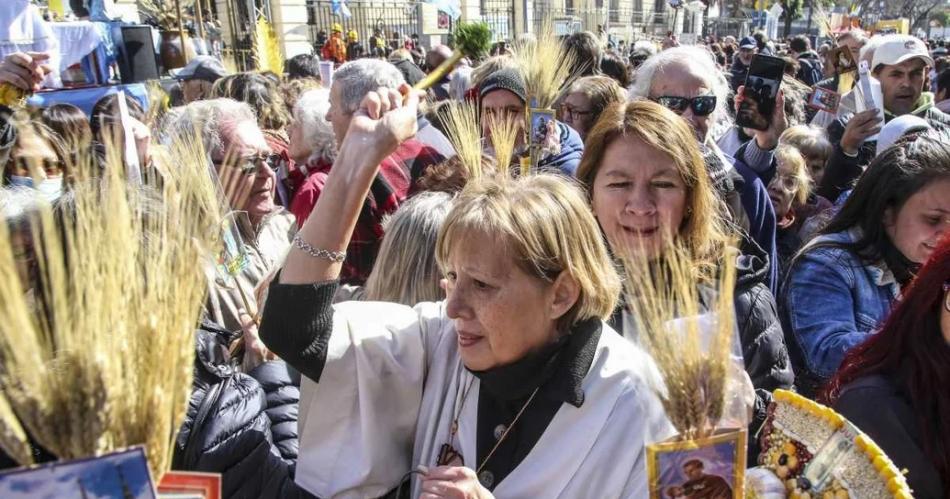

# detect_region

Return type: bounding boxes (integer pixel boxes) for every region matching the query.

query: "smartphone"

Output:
[736,54,785,131]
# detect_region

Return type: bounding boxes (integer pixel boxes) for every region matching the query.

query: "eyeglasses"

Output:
[768,174,800,194]
[214,153,280,175]
[560,103,593,121]
[652,95,717,116]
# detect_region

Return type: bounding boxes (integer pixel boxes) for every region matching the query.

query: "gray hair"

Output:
[161,98,257,158]
[629,45,734,141]
[449,66,473,101]
[333,59,406,113]
[363,191,455,305]
[293,88,336,164]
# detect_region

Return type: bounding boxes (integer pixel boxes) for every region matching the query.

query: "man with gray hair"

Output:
[630,45,780,292]
[163,97,296,332]
[322,58,444,284]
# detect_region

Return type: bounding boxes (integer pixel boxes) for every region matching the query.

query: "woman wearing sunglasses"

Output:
[259,86,673,498]
[576,100,793,460]
[629,45,780,294]
[163,98,295,334]
[822,233,950,498]
[782,129,950,398]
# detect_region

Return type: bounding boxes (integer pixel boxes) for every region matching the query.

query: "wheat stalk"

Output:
[486,114,521,178]
[253,15,284,76]
[438,101,483,182]
[0,115,221,480]
[621,237,737,440]
[512,17,583,110]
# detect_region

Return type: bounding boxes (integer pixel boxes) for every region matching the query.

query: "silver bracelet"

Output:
[292,234,346,263]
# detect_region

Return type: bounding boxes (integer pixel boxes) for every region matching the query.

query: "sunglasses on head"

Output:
[652,95,717,116]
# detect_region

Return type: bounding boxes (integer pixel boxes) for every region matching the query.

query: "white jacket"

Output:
[295,300,674,498]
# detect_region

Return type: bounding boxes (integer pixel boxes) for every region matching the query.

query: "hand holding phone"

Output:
[736,54,785,131]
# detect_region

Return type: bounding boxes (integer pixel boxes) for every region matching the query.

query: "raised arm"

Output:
[260,85,421,379]
[280,85,421,285]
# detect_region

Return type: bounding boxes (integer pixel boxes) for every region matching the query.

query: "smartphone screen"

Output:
[736,54,785,131]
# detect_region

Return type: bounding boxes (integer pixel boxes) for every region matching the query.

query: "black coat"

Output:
[727,243,795,447]
[173,322,314,499]
[835,373,945,499]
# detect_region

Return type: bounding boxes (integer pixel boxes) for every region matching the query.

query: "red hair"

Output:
[823,235,950,489]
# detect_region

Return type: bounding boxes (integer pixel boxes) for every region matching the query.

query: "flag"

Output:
[425,0,461,19]
[331,0,352,18]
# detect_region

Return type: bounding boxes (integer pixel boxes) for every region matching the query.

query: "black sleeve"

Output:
[736,284,795,392]
[258,277,340,382]
[817,120,866,202]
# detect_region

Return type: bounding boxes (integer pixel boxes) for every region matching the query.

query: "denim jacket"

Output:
[780,228,900,396]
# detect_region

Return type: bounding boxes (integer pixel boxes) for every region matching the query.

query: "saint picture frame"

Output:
[646,428,747,499]
[528,108,555,150]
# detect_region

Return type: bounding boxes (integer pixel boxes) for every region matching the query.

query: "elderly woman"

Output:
[630,45,781,292]
[164,98,296,332]
[577,100,793,458]
[259,86,672,498]
[560,75,626,142]
[288,88,336,226]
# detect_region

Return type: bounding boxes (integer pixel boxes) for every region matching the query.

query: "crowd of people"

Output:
[1,20,949,499]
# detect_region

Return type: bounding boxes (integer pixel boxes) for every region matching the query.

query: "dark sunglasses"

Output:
[652,95,717,116]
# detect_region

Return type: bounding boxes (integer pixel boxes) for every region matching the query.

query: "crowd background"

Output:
[1,11,949,499]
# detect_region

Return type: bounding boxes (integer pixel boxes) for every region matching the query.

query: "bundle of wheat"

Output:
[512,18,583,110]
[438,101,483,181]
[621,239,739,441]
[0,114,222,481]
[253,15,284,76]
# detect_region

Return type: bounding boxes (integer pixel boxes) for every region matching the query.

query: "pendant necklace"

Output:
[438,372,541,475]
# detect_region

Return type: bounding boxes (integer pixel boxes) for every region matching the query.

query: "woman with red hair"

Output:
[823,236,950,499]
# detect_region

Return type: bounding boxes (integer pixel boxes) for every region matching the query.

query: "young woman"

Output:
[823,236,950,499]
[259,85,672,498]
[782,129,950,396]
[576,100,793,454]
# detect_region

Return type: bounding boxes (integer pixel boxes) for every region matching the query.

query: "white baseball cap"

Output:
[871,35,933,71]
[876,114,931,156]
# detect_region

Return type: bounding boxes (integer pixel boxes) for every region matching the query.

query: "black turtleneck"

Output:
[468,318,601,490]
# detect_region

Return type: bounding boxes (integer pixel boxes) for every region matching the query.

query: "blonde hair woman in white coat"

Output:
[259,84,673,499]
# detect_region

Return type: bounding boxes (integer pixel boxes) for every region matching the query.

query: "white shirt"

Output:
[0,1,61,86]
[295,300,674,498]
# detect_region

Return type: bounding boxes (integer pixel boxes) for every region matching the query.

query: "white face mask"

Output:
[36,176,64,202]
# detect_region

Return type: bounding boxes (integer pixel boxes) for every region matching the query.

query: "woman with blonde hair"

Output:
[259,85,672,498]
[335,190,455,305]
[768,145,814,279]
[778,125,836,240]
[577,100,793,457]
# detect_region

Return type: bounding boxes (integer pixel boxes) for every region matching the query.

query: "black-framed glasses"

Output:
[652,95,717,116]
[560,103,593,121]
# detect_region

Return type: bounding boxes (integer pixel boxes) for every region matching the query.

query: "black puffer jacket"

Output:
[732,244,795,395]
[173,322,314,499]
